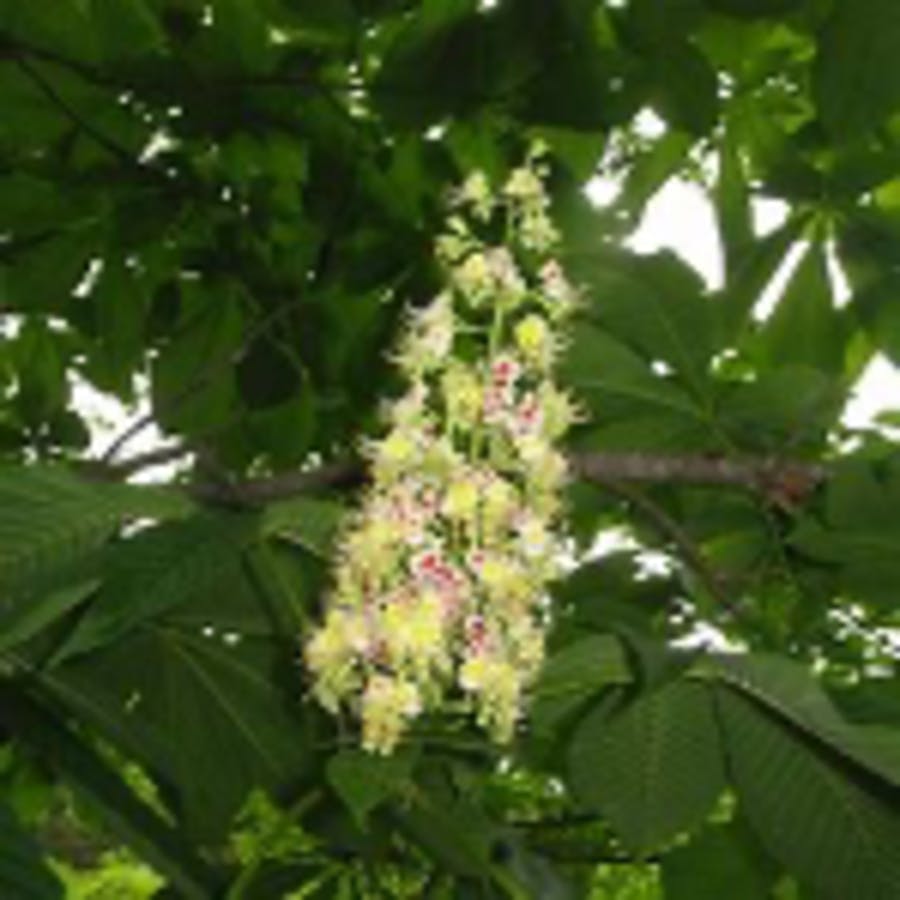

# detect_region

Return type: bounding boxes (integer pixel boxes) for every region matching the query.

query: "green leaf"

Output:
[716,217,806,341]
[89,0,166,61]
[568,681,726,854]
[86,256,149,398]
[814,0,900,138]
[530,634,631,738]
[720,364,842,451]
[56,512,257,661]
[661,821,778,900]
[8,321,67,424]
[3,228,96,314]
[650,41,718,135]
[0,1,98,65]
[208,0,275,73]
[705,0,797,16]
[48,626,312,843]
[790,461,900,609]
[393,775,503,883]
[513,18,630,131]
[561,324,712,428]
[151,281,246,436]
[616,130,694,223]
[757,242,848,373]
[371,0,492,126]
[707,653,900,788]
[854,272,900,366]
[0,466,190,604]
[567,248,713,389]
[830,678,900,729]
[0,685,217,898]
[627,0,706,43]
[0,579,98,656]
[717,689,900,900]
[327,749,414,827]
[263,497,344,558]
[0,802,63,899]
[274,0,355,48]
[715,122,754,279]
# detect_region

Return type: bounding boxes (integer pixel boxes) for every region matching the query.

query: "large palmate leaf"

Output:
[561,324,719,452]
[391,768,509,888]
[371,0,497,127]
[0,579,99,656]
[790,460,900,609]
[263,496,345,558]
[567,680,726,854]
[568,248,714,390]
[715,216,807,341]
[0,686,217,898]
[0,466,190,606]
[530,633,631,739]
[56,511,258,661]
[718,690,900,900]
[43,626,313,842]
[707,652,900,788]
[89,0,166,63]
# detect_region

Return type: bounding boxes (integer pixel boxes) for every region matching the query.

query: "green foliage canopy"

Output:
[1,0,900,897]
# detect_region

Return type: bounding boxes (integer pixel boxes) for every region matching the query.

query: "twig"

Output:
[103,443,193,477]
[596,478,742,620]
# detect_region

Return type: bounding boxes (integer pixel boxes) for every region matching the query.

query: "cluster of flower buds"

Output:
[305,145,580,754]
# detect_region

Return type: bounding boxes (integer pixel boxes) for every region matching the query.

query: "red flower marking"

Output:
[513,394,541,435]
[491,357,520,386]
[418,552,439,572]
[465,615,486,650]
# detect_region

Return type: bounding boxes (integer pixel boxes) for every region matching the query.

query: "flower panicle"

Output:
[305,147,579,754]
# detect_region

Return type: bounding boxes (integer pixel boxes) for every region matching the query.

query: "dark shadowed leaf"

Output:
[717,689,900,900]
[568,680,726,854]
[814,0,900,138]
[0,802,64,899]
[661,821,778,900]
[47,626,313,843]
[56,512,257,661]
[531,633,631,738]
[327,748,414,826]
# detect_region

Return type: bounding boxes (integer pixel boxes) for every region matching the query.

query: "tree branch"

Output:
[594,478,750,623]
[185,459,363,504]
[569,451,826,497]
[600,479,726,586]
[94,446,827,511]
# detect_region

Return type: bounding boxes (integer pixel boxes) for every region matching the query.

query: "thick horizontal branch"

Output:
[97,447,827,507]
[186,460,364,504]
[213,452,826,506]
[569,451,827,493]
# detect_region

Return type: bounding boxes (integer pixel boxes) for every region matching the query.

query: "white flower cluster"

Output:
[305,146,580,754]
